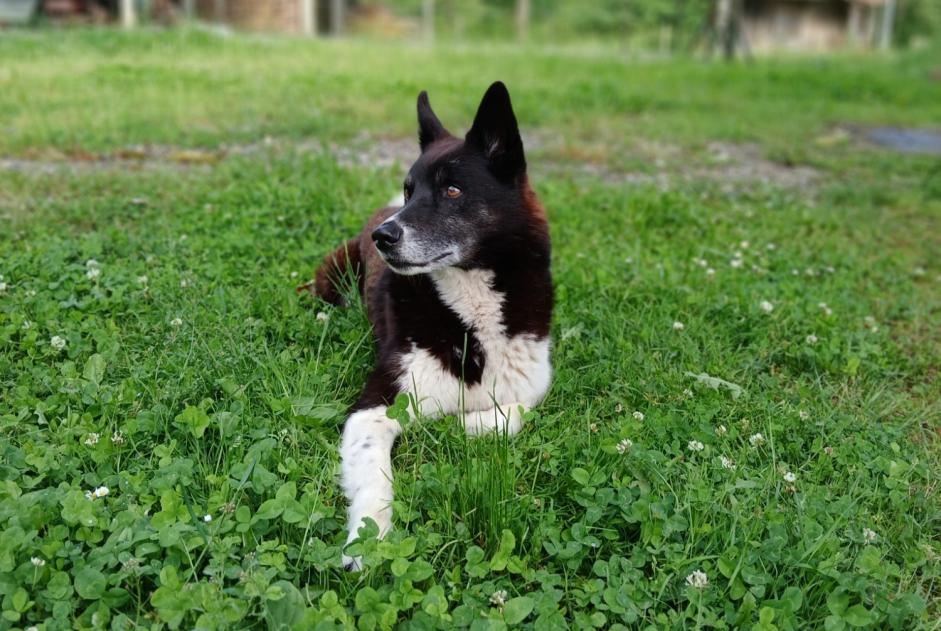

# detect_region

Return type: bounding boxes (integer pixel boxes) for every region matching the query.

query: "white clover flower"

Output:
[798,410,810,421]
[30,557,45,567]
[111,431,125,445]
[791,269,800,276]
[685,570,709,589]
[804,267,817,277]
[706,267,716,277]
[203,514,213,523]
[136,275,149,285]
[0,281,7,292]
[863,316,878,332]
[93,486,110,498]
[716,424,727,436]
[179,234,188,242]
[863,528,877,543]
[817,302,833,317]
[624,257,633,264]
[27,289,36,297]
[730,258,744,269]
[720,455,736,470]
[805,334,818,345]
[85,259,99,269]
[672,321,685,331]
[316,311,330,322]
[912,266,926,277]
[490,589,508,607]
[632,411,645,421]
[823,446,834,456]
[22,320,32,330]
[749,432,765,447]
[740,240,750,249]
[682,388,694,398]
[616,439,633,454]
[85,491,94,500]
[615,403,623,414]
[759,300,774,313]
[180,279,189,288]
[766,243,776,251]
[290,271,299,279]
[86,267,101,280]
[782,471,797,483]
[84,433,100,446]
[693,257,708,268]
[50,335,67,351]
[170,317,183,327]
[825,266,836,274]
[687,440,704,452]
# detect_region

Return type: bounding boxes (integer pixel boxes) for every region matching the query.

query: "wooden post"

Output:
[516,0,530,42]
[330,0,343,35]
[422,0,435,42]
[301,0,317,36]
[120,0,136,28]
[182,0,195,20]
[879,0,896,50]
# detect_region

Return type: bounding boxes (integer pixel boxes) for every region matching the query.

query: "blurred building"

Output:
[742,0,893,52]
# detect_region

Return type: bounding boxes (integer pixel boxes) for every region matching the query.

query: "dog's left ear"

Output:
[465,81,526,179]
[417,91,449,152]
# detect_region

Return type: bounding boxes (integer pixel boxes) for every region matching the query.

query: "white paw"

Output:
[463,402,526,436]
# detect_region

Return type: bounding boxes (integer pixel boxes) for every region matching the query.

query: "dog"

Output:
[304,82,553,570]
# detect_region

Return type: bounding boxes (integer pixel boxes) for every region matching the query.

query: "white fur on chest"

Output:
[396,268,551,416]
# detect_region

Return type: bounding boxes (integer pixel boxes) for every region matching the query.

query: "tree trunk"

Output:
[423,0,435,42]
[120,0,136,28]
[516,0,530,42]
[879,0,896,50]
[330,0,343,36]
[301,0,316,36]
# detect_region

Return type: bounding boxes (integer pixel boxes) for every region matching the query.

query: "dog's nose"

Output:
[372,222,403,251]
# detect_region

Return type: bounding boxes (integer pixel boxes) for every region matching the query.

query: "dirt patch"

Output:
[0,134,820,190]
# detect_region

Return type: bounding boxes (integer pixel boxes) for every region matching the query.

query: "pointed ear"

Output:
[417,91,449,152]
[465,81,525,179]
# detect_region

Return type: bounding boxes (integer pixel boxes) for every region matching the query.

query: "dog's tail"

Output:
[297,237,362,306]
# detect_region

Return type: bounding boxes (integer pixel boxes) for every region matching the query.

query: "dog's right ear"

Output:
[417,91,448,152]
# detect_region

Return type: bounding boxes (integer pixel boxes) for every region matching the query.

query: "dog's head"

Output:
[372,81,531,275]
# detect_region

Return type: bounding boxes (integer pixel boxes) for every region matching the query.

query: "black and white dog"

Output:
[304,82,552,569]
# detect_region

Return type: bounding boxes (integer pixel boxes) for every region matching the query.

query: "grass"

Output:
[1,27,940,630]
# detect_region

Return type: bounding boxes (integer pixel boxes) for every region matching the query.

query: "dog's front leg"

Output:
[462,402,527,437]
[340,405,401,570]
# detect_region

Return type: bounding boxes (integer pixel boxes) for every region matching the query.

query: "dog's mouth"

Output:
[382,250,453,273]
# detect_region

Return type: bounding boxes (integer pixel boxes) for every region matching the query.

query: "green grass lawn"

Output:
[1,28,940,630]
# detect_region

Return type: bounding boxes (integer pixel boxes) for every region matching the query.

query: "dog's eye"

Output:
[445,185,462,199]
[403,185,411,202]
